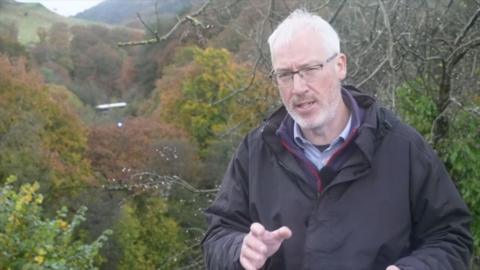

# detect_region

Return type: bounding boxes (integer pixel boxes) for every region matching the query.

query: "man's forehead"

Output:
[271,33,328,68]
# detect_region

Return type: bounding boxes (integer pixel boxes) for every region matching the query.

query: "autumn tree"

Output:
[0,21,26,57]
[156,46,275,157]
[0,55,93,202]
[69,25,142,105]
[87,116,198,182]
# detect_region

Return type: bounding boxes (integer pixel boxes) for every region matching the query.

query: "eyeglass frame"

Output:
[270,52,338,88]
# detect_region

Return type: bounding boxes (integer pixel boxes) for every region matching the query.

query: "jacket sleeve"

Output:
[201,138,252,270]
[394,137,473,270]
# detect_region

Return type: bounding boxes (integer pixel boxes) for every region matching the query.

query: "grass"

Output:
[0,1,98,46]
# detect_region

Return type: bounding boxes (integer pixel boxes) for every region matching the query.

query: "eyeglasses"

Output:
[270,53,338,88]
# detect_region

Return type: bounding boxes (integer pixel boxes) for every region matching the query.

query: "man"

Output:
[202,9,472,270]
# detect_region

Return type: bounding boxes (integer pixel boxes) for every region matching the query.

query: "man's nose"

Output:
[292,73,308,94]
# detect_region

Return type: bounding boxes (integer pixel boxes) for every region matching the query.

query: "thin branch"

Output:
[134,172,219,193]
[447,37,480,67]
[356,58,389,87]
[378,0,395,70]
[358,28,384,59]
[118,0,211,47]
[454,8,480,46]
[136,12,157,38]
[155,1,160,35]
[310,0,331,13]
[211,55,262,106]
[471,52,477,77]
[210,0,273,106]
[450,97,480,117]
[329,0,348,23]
[398,35,426,61]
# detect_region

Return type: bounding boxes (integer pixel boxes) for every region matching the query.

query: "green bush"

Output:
[397,82,480,260]
[0,176,111,269]
[114,196,187,270]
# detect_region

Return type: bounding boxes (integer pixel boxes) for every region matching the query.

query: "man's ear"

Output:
[336,53,347,80]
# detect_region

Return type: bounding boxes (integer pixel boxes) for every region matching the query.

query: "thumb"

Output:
[270,226,292,241]
[386,266,400,270]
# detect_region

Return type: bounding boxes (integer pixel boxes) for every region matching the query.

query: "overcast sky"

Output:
[17,0,104,17]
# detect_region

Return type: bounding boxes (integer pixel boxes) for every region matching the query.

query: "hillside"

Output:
[0,1,98,45]
[75,0,194,26]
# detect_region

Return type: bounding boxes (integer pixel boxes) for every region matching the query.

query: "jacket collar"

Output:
[260,85,397,187]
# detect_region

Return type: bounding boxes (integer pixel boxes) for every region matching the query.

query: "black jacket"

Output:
[202,87,472,270]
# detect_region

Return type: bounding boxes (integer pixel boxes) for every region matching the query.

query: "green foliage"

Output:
[440,109,480,251]
[0,56,93,200]
[113,196,186,270]
[396,80,438,141]
[0,176,111,269]
[160,47,275,157]
[179,48,238,150]
[397,82,480,256]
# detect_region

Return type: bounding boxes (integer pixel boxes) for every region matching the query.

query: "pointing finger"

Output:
[271,226,292,241]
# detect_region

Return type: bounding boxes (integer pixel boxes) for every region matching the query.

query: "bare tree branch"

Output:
[378,0,394,69]
[118,0,211,47]
[136,12,157,38]
[329,0,348,23]
[447,37,480,67]
[454,7,480,46]
[471,51,478,77]
[450,97,480,117]
[356,58,388,87]
[310,0,331,13]
[105,172,219,195]
[211,0,275,106]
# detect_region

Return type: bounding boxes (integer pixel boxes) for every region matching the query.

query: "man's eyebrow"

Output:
[274,62,322,72]
[274,68,292,73]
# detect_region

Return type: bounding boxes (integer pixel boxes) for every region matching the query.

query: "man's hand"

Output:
[386,265,400,270]
[239,223,292,270]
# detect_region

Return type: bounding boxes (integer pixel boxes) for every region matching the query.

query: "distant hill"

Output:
[0,1,96,45]
[74,0,194,26]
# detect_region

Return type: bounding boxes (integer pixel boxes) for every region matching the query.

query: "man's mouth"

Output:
[294,100,316,111]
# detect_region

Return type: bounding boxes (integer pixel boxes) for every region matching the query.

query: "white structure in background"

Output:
[95,102,127,127]
[95,102,127,111]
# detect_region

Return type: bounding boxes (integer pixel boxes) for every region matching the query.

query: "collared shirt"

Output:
[275,87,365,190]
[293,114,352,170]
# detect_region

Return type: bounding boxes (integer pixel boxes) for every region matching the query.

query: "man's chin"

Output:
[292,116,321,130]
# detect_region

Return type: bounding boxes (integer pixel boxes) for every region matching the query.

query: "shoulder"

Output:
[240,106,286,152]
[387,119,439,165]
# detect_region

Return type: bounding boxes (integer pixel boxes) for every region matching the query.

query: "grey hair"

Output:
[268,9,340,58]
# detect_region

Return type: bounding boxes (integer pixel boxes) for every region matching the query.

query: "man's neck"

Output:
[302,102,350,145]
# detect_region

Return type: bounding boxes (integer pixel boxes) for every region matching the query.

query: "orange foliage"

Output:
[0,55,43,92]
[116,56,136,95]
[0,54,94,195]
[87,117,195,182]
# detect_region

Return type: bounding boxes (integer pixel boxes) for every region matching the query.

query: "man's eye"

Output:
[277,72,291,79]
[305,65,321,72]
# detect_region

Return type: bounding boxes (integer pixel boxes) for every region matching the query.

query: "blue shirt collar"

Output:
[293,113,352,150]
